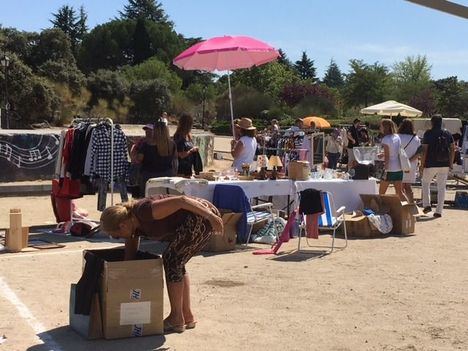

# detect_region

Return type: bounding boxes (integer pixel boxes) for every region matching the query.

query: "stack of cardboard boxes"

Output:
[345,194,418,238]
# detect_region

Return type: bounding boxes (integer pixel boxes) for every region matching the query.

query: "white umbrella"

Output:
[360,100,423,117]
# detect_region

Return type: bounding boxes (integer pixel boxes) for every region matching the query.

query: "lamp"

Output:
[257,154,269,180]
[268,155,283,180]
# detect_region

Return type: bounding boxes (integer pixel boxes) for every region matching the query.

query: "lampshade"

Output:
[269,155,283,168]
[257,154,269,168]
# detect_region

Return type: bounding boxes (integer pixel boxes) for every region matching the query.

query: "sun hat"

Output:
[238,117,256,130]
[143,123,154,130]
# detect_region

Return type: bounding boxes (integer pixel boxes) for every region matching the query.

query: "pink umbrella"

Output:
[173,35,279,135]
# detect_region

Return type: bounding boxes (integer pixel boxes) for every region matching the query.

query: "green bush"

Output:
[210,120,232,136]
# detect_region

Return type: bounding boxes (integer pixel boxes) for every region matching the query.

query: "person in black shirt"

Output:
[174,113,199,177]
[420,115,455,218]
[137,121,177,196]
[346,118,361,168]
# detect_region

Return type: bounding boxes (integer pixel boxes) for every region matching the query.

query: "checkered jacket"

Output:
[90,124,128,182]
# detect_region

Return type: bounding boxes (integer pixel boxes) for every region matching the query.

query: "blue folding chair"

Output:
[298,191,348,254]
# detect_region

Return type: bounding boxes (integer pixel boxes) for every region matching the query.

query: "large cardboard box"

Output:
[70,248,164,340]
[344,212,381,238]
[360,194,417,235]
[204,210,242,252]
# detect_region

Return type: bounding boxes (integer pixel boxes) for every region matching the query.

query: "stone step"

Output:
[0,182,52,196]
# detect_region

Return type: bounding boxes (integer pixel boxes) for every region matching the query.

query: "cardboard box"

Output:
[344,212,381,238]
[70,248,164,340]
[360,194,417,235]
[204,210,242,252]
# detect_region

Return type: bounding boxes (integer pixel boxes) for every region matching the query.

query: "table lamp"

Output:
[257,154,269,180]
[268,155,283,180]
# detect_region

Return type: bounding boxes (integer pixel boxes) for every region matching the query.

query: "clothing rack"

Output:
[70,117,115,206]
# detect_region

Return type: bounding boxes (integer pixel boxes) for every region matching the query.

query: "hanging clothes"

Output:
[89,123,129,182]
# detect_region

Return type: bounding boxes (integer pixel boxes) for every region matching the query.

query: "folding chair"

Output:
[213,184,275,245]
[298,191,347,254]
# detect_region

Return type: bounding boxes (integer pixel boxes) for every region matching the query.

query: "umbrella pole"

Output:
[227,70,235,137]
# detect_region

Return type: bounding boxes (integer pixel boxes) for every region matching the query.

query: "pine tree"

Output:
[294,51,317,82]
[278,49,293,69]
[120,0,172,26]
[132,17,152,64]
[50,5,88,55]
[75,6,89,43]
[323,59,344,88]
[50,5,78,39]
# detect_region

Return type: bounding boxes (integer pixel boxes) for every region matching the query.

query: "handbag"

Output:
[399,135,415,172]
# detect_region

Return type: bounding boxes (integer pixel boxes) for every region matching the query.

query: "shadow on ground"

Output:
[26,326,167,351]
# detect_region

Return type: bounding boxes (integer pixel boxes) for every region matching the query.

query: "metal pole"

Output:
[109,118,114,206]
[201,85,206,130]
[4,61,9,129]
[227,71,235,137]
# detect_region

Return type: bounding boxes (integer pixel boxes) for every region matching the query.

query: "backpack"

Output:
[433,130,451,163]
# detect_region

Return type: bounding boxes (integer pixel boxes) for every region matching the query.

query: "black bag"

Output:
[434,130,451,163]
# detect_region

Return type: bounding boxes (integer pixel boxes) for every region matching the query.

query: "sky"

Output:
[1,0,467,80]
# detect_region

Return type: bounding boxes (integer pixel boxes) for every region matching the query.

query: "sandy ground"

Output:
[0,188,467,351]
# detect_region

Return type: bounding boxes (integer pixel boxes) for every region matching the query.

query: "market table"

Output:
[183,179,294,201]
[294,178,378,212]
[145,177,378,212]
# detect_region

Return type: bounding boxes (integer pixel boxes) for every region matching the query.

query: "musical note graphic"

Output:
[1,143,13,161]
[14,155,22,168]
[45,146,53,160]
[28,149,42,161]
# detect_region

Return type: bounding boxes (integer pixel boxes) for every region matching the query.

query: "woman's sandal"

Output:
[185,321,197,329]
[164,320,186,334]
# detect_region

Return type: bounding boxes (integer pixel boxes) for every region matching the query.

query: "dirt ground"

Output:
[0,187,467,351]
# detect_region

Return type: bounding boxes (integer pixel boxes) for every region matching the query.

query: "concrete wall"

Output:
[0,126,214,182]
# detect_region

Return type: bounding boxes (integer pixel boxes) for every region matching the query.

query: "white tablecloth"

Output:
[183,179,294,201]
[295,179,378,212]
[146,178,378,212]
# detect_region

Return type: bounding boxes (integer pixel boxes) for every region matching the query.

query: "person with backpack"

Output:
[420,115,455,218]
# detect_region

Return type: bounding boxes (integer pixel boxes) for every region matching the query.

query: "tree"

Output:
[408,88,437,117]
[232,61,298,99]
[294,51,317,82]
[323,59,344,89]
[433,76,467,118]
[50,5,88,55]
[129,79,170,122]
[0,53,59,127]
[75,6,89,43]
[279,82,337,115]
[0,28,37,63]
[278,49,293,70]
[87,69,128,107]
[132,18,152,64]
[50,5,78,40]
[343,59,390,108]
[29,29,75,68]
[78,20,136,72]
[123,56,182,93]
[392,55,431,102]
[37,59,85,94]
[78,19,184,72]
[120,0,173,26]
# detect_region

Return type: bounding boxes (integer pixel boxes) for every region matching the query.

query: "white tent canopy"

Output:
[360,100,423,117]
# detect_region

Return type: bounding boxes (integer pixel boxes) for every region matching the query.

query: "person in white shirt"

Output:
[379,119,408,202]
[398,119,422,203]
[231,118,258,171]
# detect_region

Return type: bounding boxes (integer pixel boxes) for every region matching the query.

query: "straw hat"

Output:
[238,117,256,130]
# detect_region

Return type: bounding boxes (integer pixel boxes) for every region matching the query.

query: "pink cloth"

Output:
[304,214,320,239]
